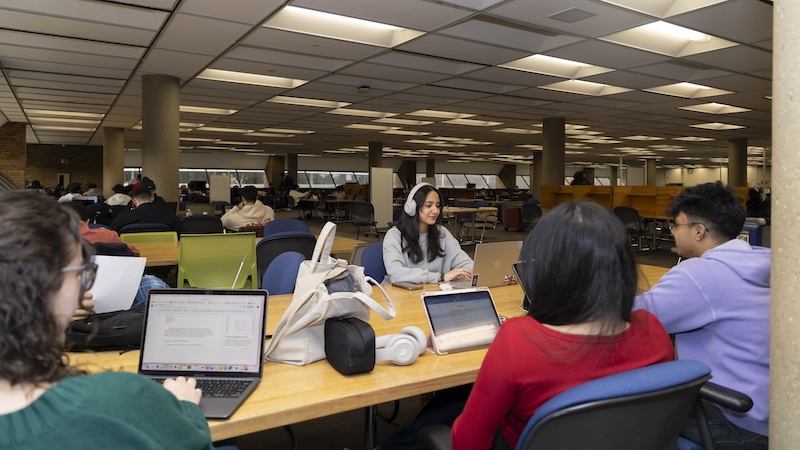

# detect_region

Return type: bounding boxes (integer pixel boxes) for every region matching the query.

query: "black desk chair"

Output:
[614,206,648,251]
[419,360,711,450]
[256,232,316,284]
[352,202,380,238]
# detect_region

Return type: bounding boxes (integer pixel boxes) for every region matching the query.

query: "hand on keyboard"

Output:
[163,376,202,404]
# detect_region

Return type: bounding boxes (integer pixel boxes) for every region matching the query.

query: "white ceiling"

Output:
[0,0,773,168]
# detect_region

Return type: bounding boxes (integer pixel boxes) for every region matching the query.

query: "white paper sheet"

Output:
[89,255,146,313]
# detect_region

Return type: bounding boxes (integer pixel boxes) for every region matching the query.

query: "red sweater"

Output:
[451,310,674,450]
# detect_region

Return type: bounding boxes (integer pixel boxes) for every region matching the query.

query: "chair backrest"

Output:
[120,231,178,244]
[181,215,224,234]
[360,242,386,283]
[261,251,305,295]
[351,202,375,224]
[178,232,258,289]
[262,218,311,237]
[184,203,216,215]
[119,222,173,233]
[613,206,642,231]
[255,233,316,285]
[349,242,372,265]
[517,360,711,450]
[522,204,542,222]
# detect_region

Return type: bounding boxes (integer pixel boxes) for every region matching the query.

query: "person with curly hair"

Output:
[0,191,213,449]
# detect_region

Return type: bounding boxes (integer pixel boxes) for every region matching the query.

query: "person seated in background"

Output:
[383,182,473,285]
[288,184,313,204]
[138,176,166,205]
[57,182,88,204]
[634,181,770,448]
[450,201,674,450]
[220,185,275,232]
[67,201,169,308]
[183,181,210,204]
[570,170,590,185]
[331,185,346,200]
[110,187,184,234]
[105,183,132,207]
[83,183,103,197]
[0,191,213,449]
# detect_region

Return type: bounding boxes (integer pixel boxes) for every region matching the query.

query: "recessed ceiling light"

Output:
[28,117,100,125]
[600,20,737,57]
[26,109,104,119]
[644,82,732,99]
[180,105,237,115]
[373,118,433,126]
[267,96,351,108]
[263,5,423,47]
[622,135,664,141]
[197,68,307,88]
[444,118,503,126]
[494,128,543,135]
[539,80,632,96]
[674,136,715,142]
[344,124,396,131]
[408,110,475,119]
[690,122,745,131]
[327,109,397,118]
[500,54,613,78]
[199,127,253,133]
[381,129,432,136]
[679,103,752,114]
[260,128,314,134]
[31,125,96,132]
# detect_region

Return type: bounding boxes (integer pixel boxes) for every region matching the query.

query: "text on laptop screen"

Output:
[425,289,500,337]
[141,293,263,374]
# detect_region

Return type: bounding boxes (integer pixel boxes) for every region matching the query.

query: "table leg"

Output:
[365,405,377,450]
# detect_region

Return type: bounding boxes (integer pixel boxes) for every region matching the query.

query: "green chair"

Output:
[120,231,178,243]
[177,232,258,289]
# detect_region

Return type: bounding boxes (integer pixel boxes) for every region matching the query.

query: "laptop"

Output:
[421,287,503,355]
[451,241,523,289]
[512,262,532,311]
[138,289,268,419]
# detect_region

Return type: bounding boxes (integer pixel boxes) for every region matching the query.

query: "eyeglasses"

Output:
[668,222,703,234]
[61,261,98,291]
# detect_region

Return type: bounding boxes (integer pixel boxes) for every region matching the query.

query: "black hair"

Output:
[240,185,258,203]
[395,184,444,263]
[666,181,745,241]
[130,187,154,203]
[66,182,82,193]
[521,201,637,330]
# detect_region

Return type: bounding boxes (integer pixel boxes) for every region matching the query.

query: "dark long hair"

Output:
[520,201,637,333]
[0,191,85,386]
[396,184,445,264]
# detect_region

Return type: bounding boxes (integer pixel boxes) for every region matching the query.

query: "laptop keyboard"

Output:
[151,378,254,398]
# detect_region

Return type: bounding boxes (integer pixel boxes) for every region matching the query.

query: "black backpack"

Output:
[65,304,145,352]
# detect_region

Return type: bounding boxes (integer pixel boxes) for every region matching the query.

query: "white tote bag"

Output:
[265,222,395,365]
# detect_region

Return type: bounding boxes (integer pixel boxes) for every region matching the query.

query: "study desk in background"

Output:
[135,235,368,267]
[68,264,668,443]
[441,206,499,244]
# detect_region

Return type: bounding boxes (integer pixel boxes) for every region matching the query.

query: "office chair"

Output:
[349,242,372,265]
[178,232,258,289]
[352,202,380,238]
[677,382,754,450]
[255,232,316,284]
[261,251,305,295]
[118,222,173,233]
[521,203,542,232]
[360,242,386,283]
[262,218,311,237]
[614,206,648,251]
[418,360,712,450]
[180,215,224,234]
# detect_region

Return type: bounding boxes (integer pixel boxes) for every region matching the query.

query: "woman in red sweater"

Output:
[451,201,674,450]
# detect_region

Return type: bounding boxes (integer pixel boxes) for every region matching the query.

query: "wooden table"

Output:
[441,206,499,244]
[68,264,668,441]
[137,235,367,267]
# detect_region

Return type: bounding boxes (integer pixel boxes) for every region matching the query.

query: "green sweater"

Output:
[0,372,213,449]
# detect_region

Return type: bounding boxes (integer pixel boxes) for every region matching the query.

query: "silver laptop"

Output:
[421,287,502,355]
[138,289,267,419]
[512,262,532,311]
[452,241,523,289]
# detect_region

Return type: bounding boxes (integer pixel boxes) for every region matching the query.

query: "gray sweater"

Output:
[382,225,473,284]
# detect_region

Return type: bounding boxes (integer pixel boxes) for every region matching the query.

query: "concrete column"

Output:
[542,118,565,185]
[142,74,180,201]
[728,138,748,187]
[645,159,657,186]
[771,1,800,445]
[499,164,516,190]
[102,127,125,197]
[531,151,542,200]
[368,141,382,168]
[426,158,435,178]
[609,166,618,187]
[287,154,298,184]
[266,155,285,189]
[398,160,416,189]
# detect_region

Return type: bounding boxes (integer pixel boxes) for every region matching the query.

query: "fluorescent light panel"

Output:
[679,103,752,114]
[373,118,433,126]
[690,122,745,130]
[180,105,237,115]
[327,108,397,118]
[444,118,503,127]
[643,82,732,99]
[267,96,351,108]
[494,128,542,135]
[407,109,475,119]
[539,80,632,96]
[26,109,104,119]
[500,54,613,78]
[598,0,728,19]
[600,21,737,57]
[264,5,424,47]
[198,68,307,89]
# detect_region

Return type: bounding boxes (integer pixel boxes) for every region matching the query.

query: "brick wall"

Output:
[27,144,103,191]
[0,122,27,188]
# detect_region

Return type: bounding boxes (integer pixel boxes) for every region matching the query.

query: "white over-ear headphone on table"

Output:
[404,182,433,217]
[375,326,427,365]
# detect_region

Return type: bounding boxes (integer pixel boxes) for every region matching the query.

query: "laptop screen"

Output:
[140,290,266,375]
[422,288,501,354]
[472,241,523,288]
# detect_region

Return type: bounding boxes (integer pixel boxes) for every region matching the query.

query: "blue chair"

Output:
[360,242,386,283]
[261,251,305,295]
[256,232,316,285]
[262,218,311,237]
[119,222,172,233]
[419,360,712,450]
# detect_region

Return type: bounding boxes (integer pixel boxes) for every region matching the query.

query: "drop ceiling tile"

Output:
[153,13,252,55]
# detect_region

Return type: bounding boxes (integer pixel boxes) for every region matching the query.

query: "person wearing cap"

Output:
[139,177,166,205]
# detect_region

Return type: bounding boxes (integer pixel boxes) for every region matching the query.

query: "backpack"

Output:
[65,304,145,352]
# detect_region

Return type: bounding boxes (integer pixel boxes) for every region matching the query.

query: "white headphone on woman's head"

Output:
[375,326,427,366]
[404,182,433,217]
